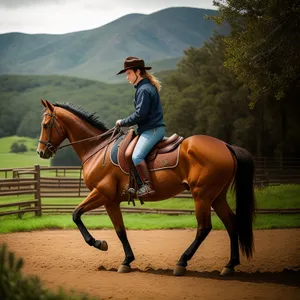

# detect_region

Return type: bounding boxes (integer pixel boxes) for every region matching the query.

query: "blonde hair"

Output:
[139,69,162,91]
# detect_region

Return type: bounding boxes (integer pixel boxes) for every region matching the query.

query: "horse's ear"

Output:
[41,99,47,107]
[45,99,54,112]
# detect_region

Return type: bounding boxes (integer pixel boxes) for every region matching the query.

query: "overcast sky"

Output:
[0,0,216,34]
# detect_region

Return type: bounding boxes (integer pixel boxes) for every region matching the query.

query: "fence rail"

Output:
[41,204,300,215]
[0,161,300,217]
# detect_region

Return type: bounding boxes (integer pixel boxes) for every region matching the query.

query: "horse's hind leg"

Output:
[105,202,135,273]
[212,188,240,276]
[174,188,212,276]
[73,188,109,251]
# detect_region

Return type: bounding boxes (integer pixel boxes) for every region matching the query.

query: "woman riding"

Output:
[115,56,166,197]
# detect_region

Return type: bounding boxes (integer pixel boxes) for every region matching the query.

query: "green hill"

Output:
[0,7,222,83]
[0,74,144,139]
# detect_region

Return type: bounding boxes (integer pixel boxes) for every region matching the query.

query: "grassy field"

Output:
[0,136,50,169]
[0,184,299,233]
[0,136,39,153]
[0,153,50,169]
[0,213,299,233]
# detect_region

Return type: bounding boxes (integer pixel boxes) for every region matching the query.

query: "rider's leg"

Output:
[132,126,165,197]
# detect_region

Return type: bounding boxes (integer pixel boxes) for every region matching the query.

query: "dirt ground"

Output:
[1,229,300,300]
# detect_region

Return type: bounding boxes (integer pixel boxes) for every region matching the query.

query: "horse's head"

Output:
[37,99,66,159]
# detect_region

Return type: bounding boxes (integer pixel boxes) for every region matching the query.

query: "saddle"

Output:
[110,129,184,174]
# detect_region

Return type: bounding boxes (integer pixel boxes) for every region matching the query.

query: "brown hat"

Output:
[116,56,152,75]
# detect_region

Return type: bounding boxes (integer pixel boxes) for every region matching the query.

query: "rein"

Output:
[39,110,122,163]
[57,126,119,151]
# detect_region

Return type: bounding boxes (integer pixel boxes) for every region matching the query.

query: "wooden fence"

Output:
[1,159,300,217]
[254,157,300,186]
[0,165,41,217]
[41,204,300,215]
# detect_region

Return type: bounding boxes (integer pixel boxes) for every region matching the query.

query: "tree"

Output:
[162,33,254,150]
[211,0,300,103]
[10,142,28,153]
[51,146,81,166]
[209,0,300,157]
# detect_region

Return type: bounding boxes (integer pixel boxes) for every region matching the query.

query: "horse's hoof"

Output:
[118,264,131,273]
[94,240,108,251]
[100,240,108,251]
[173,265,186,276]
[220,267,234,276]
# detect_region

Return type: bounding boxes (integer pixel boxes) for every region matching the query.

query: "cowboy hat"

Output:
[116,56,152,75]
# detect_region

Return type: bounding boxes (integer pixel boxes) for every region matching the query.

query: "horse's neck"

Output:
[57,109,105,161]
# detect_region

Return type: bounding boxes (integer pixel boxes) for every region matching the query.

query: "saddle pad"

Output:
[110,134,181,174]
[110,134,124,167]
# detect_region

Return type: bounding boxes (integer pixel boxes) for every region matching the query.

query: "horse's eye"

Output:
[43,124,48,129]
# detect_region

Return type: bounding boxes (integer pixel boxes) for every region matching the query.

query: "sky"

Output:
[0,0,216,34]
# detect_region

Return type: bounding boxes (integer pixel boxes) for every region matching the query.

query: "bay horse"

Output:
[37,99,256,276]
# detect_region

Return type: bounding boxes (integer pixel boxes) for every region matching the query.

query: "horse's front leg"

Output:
[73,188,109,251]
[105,202,135,273]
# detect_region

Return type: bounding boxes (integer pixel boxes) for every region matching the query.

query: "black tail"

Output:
[226,144,256,259]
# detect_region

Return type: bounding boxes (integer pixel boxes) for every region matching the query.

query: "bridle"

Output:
[39,110,122,159]
[39,111,66,154]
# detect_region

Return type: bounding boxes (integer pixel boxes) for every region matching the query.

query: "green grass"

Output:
[0,136,50,170]
[254,184,300,208]
[0,136,39,153]
[0,153,50,169]
[0,213,299,233]
[0,184,299,232]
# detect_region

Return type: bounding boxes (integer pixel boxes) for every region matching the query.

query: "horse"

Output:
[37,99,256,276]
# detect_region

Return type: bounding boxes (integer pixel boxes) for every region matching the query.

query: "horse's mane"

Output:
[53,102,108,132]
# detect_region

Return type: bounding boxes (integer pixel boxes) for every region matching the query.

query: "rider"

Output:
[115,56,166,197]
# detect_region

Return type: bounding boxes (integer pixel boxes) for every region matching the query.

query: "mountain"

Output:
[0,7,223,83]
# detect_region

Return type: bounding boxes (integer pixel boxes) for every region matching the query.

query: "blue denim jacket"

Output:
[120,78,165,135]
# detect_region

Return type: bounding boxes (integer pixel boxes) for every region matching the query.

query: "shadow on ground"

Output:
[97,266,300,287]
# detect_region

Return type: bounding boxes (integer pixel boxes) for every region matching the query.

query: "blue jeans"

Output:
[132,126,166,165]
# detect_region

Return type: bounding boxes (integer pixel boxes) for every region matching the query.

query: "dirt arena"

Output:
[1,229,300,300]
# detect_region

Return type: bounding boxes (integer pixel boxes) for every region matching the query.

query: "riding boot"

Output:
[135,161,156,197]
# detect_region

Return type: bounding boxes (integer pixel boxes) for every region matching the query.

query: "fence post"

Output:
[34,164,42,216]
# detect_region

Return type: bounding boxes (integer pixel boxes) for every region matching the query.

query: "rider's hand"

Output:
[115,119,122,127]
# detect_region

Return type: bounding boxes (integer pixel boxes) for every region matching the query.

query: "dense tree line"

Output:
[162,0,300,157]
[161,32,300,157]
[161,34,257,154]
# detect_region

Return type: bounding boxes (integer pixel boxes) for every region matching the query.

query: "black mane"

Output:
[54,102,108,131]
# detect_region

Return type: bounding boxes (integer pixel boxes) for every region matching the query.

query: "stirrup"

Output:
[128,187,136,194]
[136,184,156,197]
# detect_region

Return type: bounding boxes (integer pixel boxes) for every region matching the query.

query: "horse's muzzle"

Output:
[37,149,52,159]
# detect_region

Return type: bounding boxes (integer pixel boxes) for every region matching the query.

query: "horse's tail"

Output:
[226,144,256,259]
